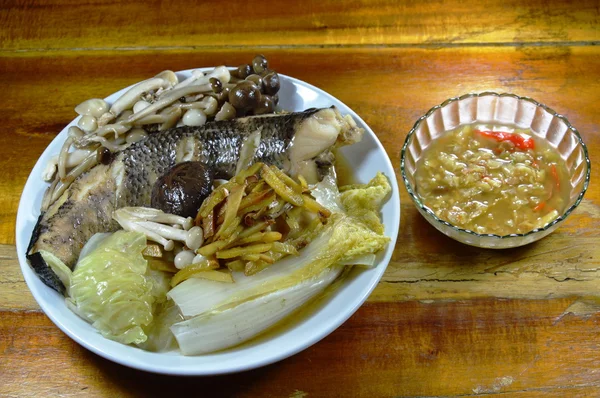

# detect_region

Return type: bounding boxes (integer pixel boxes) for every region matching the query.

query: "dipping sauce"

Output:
[414,124,570,235]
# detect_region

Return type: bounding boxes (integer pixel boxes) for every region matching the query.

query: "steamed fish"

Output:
[27,107,363,294]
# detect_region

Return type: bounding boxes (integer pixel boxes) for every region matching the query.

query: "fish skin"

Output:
[27,107,362,294]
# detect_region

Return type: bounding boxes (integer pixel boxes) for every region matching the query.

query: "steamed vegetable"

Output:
[67,231,169,345]
[189,162,333,281]
[171,265,343,355]
[63,166,391,355]
[168,172,391,354]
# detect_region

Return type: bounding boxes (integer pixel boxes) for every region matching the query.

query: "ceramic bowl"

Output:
[401,92,590,249]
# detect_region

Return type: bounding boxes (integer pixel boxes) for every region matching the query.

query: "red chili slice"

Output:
[477,130,535,151]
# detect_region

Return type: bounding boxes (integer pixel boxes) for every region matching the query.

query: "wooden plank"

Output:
[2,46,599,246]
[0,245,37,311]
[1,300,599,397]
[0,0,598,51]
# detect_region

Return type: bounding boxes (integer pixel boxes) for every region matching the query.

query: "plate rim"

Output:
[15,69,400,375]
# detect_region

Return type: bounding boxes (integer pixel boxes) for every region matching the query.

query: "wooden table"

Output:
[1,1,599,396]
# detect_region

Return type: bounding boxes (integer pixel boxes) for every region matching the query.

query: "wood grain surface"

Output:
[1,0,599,397]
[1,0,598,50]
[2,299,600,397]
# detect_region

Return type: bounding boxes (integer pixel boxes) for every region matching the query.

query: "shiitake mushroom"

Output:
[151,161,214,218]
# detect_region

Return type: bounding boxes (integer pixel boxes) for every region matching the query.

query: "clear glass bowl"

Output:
[400,92,591,249]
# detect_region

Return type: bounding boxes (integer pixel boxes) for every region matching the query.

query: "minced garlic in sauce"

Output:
[415,125,569,235]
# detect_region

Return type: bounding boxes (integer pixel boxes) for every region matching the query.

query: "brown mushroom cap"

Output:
[252,54,268,74]
[233,64,253,79]
[151,161,214,218]
[262,71,280,96]
[228,81,261,110]
[254,95,275,115]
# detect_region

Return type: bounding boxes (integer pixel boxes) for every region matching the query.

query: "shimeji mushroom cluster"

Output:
[42,55,281,211]
[113,207,207,270]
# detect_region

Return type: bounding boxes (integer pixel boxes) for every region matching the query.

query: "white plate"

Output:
[15,69,401,375]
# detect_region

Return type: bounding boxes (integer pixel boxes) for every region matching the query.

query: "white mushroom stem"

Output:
[57,136,74,179]
[116,217,174,251]
[117,207,193,229]
[133,100,151,114]
[65,148,96,166]
[159,105,183,131]
[113,208,203,252]
[172,66,230,90]
[137,221,189,243]
[183,93,204,104]
[126,84,214,124]
[177,96,219,116]
[135,223,203,251]
[50,150,99,203]
[75,122,132,147]
[42,148,95,182]
[88,135,128,152]
[95,122,133,139]
[131,105,183,130]
[146,98,218,125]
[133,114,166,126]
[109,77,172,119]
[155,70,179,87]
[96,109,133,128]
[116,110,133,122]
[97,112,115,127]
[41,177,59,211]
[172,69,205,90]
